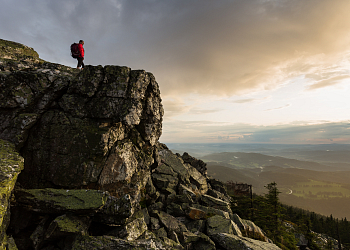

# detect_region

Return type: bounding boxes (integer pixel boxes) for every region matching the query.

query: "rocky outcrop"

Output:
[1,38,163,211]
[0,38,282,250]
[312,232,341,250]
[286,222,343,250]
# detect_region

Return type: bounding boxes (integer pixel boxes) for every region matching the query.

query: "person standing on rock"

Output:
[76,40,85,70]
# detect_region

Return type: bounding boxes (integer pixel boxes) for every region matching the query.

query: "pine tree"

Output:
[254,182,298,249]
[262,182,283,241]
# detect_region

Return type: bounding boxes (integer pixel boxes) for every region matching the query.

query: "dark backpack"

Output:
[70,43,80,58]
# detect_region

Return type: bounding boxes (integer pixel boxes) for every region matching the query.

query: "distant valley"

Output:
[167,143,350,219]
[201,151,346,171]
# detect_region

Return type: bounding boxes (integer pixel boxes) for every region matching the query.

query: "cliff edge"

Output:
[0,38,281,250]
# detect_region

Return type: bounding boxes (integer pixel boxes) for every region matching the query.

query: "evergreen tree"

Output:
[264,182,282,241]
[228,180,350,249]
[253,182,297,249]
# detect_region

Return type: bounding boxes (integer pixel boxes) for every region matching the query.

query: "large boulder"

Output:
[212,233,281,250]
[107,209,148,241]
[158,149,208,194]
[1,39,164,212]
[231,214,269,242]
[15,188,108,214]
[94,194,134,225]
[191,204,230,219]
[201,194,232,213]
[181,152,207,176]
[44,214,90,240]
[206,215,242,237]
[152,164,179,194]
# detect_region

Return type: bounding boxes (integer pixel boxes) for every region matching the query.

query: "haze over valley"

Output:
[168,143,350,219]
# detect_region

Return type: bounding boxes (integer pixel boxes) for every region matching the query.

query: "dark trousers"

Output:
[77,57,84,68]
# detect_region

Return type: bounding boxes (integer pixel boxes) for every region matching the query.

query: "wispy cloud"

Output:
[232,98,257,104]
[189,108,223,115]
[307,75,350,90]
[3,0,350,97]
[264,104,291,111]
[232,96,270,104]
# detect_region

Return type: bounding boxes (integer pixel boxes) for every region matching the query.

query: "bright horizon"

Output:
[1,0,350,144]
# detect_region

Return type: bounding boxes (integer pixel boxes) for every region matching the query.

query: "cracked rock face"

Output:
[0,39,163,206]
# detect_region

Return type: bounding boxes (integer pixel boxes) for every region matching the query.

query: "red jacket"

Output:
[78,44,84,58]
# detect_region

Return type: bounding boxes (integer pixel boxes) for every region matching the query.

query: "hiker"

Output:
[76,40,85,69]
[71,40,85,69]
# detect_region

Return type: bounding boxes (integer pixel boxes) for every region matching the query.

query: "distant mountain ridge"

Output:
[201,152,343,171]
[167,143,350,170]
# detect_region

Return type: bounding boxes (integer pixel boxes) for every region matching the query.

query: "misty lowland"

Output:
[1,38,350,250]
[168,143,350,218]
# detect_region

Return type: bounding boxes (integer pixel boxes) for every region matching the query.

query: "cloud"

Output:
[2,0,350,145]
[250,122,350,144]
[136,0,350,97]
[189,108,223,115]
[162,98,190,118]
[307,75,350,90]
[2,0,350,98]
[264,104,291,111]
[232,99,257,104]
[230,96,271,105]
[160,120,350,144]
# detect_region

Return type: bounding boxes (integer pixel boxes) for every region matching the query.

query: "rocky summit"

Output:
[0,38,282,250]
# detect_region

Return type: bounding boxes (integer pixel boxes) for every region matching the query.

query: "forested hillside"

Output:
[227,182,348,249]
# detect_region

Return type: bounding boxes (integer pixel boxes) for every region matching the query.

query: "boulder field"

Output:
[0,38,281,250]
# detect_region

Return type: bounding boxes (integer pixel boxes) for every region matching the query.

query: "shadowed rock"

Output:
[207,215,242,237]
[15,188,108,213]
[212,233,281,250]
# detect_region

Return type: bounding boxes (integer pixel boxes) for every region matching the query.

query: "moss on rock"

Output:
[0,139,23,246]
[45,214,90,240]
[0,39,40,60]
[15,188,108,213]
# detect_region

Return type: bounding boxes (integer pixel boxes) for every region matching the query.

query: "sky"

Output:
[1,0,350,144]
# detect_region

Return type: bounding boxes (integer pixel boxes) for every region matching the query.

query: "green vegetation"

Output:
[228,182,349,249]
[229,182,298,249]
[284,206,350,249]
[291,180,350,199]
